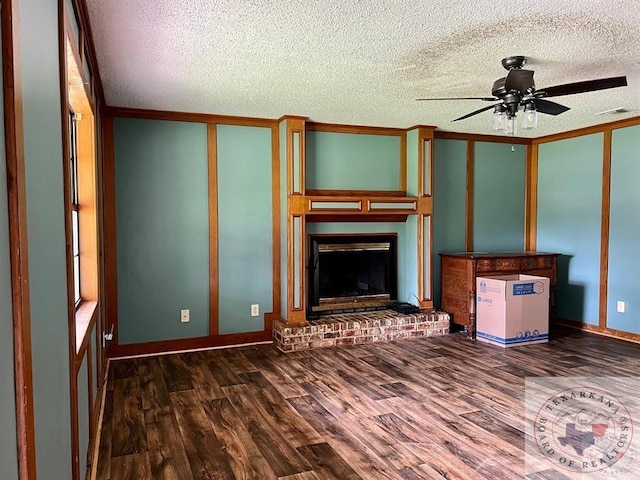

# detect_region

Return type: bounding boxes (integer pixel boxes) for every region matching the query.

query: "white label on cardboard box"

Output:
[513,281,546,296]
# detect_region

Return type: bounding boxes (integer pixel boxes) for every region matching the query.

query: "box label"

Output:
[513,283,535,295]
[477,330,549,345]
[513,281,546,296]
[477,296,493,305]
[479,280,502,294]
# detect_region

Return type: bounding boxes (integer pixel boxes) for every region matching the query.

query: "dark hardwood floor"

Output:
[95,327,640,480]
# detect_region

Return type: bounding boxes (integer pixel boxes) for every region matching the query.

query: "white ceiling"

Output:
[85,0,640,137]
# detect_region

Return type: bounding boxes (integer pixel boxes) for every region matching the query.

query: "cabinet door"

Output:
[441,257,471,327]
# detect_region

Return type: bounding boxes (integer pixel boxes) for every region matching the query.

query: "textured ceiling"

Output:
[85,0,640,137]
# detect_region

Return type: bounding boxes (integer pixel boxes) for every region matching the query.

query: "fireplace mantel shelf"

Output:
[298,192,431,223]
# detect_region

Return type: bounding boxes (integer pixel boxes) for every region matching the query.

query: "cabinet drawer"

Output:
[477,258,521,272]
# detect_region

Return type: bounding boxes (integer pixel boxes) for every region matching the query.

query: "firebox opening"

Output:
[307,234,398,317]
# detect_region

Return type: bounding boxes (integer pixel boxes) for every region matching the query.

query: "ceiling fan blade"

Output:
[538,76,627,98]
[452,104,496,122]
[533,99,571,116]
[416,97,497,101]
[505,69,535,93]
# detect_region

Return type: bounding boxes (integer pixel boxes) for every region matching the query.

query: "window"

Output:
[66,34,99,351]
[69,110,81,306]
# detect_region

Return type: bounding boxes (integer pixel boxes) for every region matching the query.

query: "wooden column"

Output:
[280,116,308,325]
[409,126,436,309]
[525,143,538,251]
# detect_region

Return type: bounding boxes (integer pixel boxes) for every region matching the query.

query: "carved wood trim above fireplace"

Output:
[305,194,418,222]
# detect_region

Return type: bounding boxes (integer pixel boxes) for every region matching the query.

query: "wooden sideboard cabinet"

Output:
[440,252,560,339]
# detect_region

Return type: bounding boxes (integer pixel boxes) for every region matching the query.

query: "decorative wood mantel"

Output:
[279,119,437,326]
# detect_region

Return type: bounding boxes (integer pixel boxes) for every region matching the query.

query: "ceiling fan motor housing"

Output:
[501,55,527,70]
[491,77,508,98]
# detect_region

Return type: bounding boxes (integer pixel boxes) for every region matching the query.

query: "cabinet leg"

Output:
[467,314,476,340]
[469,292,477,340]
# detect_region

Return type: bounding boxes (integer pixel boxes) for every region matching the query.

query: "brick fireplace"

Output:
[273,309,450,352]
[273,118,449,350]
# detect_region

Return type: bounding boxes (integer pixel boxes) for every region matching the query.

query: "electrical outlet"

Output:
[181,309,190,323]
[617,301,626,313]
[251,304,259,317]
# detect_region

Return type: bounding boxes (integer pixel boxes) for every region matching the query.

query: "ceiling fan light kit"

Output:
[492,101,538,134]
[492,104,507,131]
[521,102,539,130]
[417,56,628,135]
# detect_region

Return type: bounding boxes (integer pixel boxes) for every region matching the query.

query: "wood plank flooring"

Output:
[96,327,640,479]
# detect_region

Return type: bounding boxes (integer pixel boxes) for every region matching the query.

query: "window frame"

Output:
[65,33,99,353]
[69,109,82,307]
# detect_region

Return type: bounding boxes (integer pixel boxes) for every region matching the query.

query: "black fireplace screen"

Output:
[307,234,397,315]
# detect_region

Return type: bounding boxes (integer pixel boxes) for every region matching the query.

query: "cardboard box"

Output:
[476,274,550,347]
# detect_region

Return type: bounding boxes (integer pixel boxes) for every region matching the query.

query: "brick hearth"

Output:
[273,309,450,352]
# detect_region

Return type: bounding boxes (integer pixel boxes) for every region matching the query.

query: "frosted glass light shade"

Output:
[493,111,507,131]
[506,115,517,136]
[521,108,538,130]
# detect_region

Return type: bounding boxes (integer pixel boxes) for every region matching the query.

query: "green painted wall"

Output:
[78,357,89,479]
[406,129,419,197]
[306,222,411,303]
[21,0,72,476]
[537,134,604,325]
[0,18,19,475]
[423,140,431,196]
[473,142,526,251]
[306,131,401,191]
[114,118,209,344]
[216,125,273,334]
[110,112,640,341]
[432,139,468,307]
[91,329,98,406]
[607,126,640,333]
[404,215,419,302]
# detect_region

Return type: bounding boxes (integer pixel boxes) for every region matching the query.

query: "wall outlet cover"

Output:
[251,304,259,317]
[181,309,190,322]
[617,301,626,313]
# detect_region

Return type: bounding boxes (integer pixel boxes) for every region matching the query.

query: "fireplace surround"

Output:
[307,234,397,317]
[277,119,435,327]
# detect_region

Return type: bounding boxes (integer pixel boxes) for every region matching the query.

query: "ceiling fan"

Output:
[417,56,628,131]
